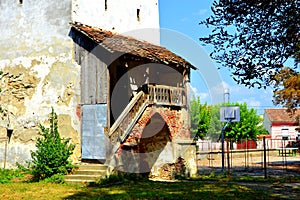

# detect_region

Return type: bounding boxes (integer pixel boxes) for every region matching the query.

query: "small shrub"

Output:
[30,108,76,181]
[0,169,24,183]
[95,173,147,186]
[44,173,65,184]
[96,174,125,186]
[209,171,216,178]
[16,162,32,174]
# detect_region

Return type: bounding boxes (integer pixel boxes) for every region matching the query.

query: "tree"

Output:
[190,97,266,141]
[30,108,75,181]
[190,96,211,140]
[224,102,265,141]
[273,67,300,109]
[200,0,300,109]
[207,105,223,142]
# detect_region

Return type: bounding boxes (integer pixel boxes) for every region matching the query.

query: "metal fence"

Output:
[196,138,300,178]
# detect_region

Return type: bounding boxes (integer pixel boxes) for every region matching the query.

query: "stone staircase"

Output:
[65,163,108,184]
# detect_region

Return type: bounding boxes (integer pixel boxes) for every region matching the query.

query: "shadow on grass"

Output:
[63,179,280,200]
[198,159,300,179]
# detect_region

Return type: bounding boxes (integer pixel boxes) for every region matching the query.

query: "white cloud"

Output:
[190,85,198,94]
[199,92,209,101]
[189,85,209,102]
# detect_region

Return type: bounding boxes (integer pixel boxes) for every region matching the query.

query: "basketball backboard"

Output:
[220,106,240,122]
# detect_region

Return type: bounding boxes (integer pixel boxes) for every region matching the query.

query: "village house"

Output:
[263,108,300,148]
[0,0,197,177]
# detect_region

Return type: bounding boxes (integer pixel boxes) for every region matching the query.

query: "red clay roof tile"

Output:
[71,22,196,70]
[265,108,300,123]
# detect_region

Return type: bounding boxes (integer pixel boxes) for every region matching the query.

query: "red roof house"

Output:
[263,108,300,141]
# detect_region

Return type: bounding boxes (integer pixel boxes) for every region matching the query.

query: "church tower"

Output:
[72,0,160,44]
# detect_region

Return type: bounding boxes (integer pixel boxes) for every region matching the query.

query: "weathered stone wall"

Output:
[0,0,81,168]
[111,105,197,178]
[0,0,195,173]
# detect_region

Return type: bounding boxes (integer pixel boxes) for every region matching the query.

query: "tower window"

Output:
[19,0,23,5]
[137,9,140,21]
[105,0,107,11]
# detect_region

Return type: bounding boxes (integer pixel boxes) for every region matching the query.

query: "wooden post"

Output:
[263,136,267,179]
[226,138,230,178]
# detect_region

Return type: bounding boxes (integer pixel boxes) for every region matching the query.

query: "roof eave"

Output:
[70,22,197,70]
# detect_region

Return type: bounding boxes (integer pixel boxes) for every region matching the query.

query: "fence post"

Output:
[226,138,230,177]
[263,136,267,179]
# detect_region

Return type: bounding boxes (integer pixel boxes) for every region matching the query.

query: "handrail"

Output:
[148,84,185,106]
[108,84,186,142]
[109,91,144,136]
[107,84,186,155]
[109,90,148,143]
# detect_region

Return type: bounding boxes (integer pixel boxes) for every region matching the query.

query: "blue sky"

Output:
[159,0,276,114]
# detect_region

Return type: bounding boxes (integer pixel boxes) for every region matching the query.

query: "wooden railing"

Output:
[109,90,148,144]
[148,84,186,106]
[107,84,186,161]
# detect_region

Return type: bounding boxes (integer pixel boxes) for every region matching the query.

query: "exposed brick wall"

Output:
[110,105,196,177]
[123,106,190,148]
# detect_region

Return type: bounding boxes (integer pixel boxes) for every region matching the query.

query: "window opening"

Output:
[19,0,23,5]
[105,0,107,11]
[137,9,140,21]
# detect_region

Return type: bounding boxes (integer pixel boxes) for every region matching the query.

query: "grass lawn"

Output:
[0,180,284,200]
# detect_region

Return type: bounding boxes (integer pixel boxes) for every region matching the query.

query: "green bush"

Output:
[44,173,66,184]
[95,173,147,186]
[0,169,24,183]
[30,108,75,181]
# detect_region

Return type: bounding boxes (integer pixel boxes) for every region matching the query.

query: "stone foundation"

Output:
[108,105,197,179]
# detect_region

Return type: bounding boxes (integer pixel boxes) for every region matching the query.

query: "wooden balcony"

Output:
[108,84,186,154]
[148,84,186,107]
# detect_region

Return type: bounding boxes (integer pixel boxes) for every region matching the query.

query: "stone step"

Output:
[65,174,103,181]
[72,169,106,176]
[64,179,96,184]
[65,163,108,184]
[77,164,108,171]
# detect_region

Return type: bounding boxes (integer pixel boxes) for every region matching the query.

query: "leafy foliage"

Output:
[0,169,24,183]
[190,97,266,141]
[94,173,147,186]
[190,96,211,140]
[30,108,75,181]
[207,105,223,141]
[272,68,300,109]
[224,102,265,141]
[200,0,300,108]
[44,173,66,184]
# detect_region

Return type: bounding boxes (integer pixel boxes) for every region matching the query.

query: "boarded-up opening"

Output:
[81,104,107,160]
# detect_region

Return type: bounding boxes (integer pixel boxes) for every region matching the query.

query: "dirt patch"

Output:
[197,150,300,177]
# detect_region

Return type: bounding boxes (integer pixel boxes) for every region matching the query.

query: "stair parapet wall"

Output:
[108,105,197,179]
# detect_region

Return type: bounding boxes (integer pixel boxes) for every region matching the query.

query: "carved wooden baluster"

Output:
[162,88,166,103]
[166,88,170,104]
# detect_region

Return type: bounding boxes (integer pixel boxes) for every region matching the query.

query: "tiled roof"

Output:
[71,22,196,70]
[265,108,300,123]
